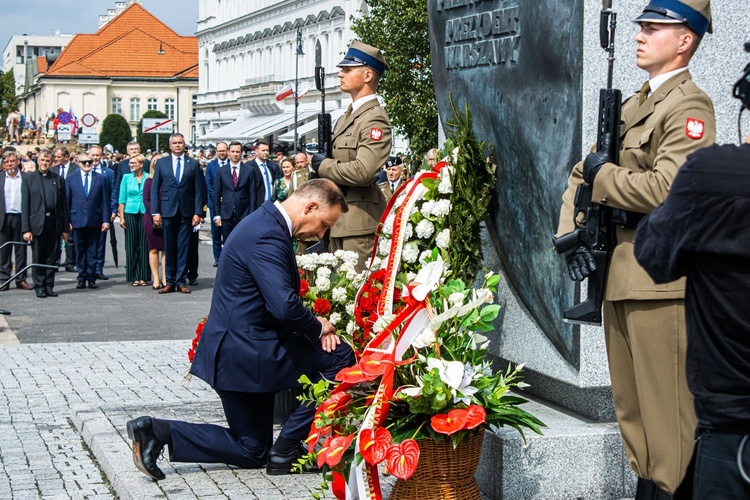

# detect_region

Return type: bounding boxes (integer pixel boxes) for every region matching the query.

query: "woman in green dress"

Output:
[273,157,295,201]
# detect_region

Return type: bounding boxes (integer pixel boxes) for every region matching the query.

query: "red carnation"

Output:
[299,279,310,297]
[314,298,332,315]
[187,348,195,362]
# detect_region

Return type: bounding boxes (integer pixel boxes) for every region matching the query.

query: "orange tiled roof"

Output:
[36,56,49,73]
[46,3,197,79]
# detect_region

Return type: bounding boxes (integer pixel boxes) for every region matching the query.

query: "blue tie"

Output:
[84,173,89,197]
[175,157,182,183]
[262,164,271,201]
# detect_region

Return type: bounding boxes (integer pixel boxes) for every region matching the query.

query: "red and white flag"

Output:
[296,84,311,100]
[275,84,293,101]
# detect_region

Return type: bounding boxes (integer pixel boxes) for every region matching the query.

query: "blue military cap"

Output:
[337,41,388,76]
[634,0,712,37]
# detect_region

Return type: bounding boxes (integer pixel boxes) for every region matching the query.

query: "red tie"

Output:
[232,166,238,187]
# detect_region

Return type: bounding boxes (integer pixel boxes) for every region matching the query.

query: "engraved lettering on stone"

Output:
[443,5,520,70]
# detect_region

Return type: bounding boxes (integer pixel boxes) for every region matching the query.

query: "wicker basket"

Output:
[389,429,485,500]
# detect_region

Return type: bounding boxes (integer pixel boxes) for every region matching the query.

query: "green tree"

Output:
[136,110,170,153]
[351,0,438,161]
[0,70,19,123]
[99,113,132,153]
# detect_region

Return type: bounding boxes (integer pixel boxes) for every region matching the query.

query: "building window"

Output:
[165,98,175,120]
[147,98,158,111]
[130,97,141,122]
[111,97,122,115]
[192,94,197,118]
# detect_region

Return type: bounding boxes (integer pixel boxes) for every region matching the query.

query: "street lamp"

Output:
[294,28,304,153]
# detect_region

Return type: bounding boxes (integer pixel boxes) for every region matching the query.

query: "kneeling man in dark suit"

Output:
[126,179,355,480]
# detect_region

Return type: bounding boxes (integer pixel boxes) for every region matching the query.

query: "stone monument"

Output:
[428,0,750,497]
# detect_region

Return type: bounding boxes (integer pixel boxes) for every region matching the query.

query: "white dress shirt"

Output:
[3,172,22,214]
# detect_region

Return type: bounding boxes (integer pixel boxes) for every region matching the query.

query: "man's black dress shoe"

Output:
[213,261,218,267]
[126,416,166,481]
[65,265,76,272]
[46,289,58,297]
[266,444,320,475]
[76,281,86,289]
[88,281,98,289]
[97,273,109,280]
[35,289,47,298]
[188,279,198,286]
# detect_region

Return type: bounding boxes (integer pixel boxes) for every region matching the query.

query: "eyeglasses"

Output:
[80,160,93,165]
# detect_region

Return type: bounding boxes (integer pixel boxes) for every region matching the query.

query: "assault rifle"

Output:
[553,0,621,325]
[315,40,332,160]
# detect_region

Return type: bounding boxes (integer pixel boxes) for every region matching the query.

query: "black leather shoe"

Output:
[188,279,198,286]
[65,265,76,272]
[76,281,86,289]
[212,261,218,267]
[35,289,47,298]
[266,444,320,475]
[126,416,166,481]
[88,281,98,289]
[97,273,109,280]
[45,289,58,297]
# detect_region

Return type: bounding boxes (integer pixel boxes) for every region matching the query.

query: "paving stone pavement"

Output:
[0,340,403,499]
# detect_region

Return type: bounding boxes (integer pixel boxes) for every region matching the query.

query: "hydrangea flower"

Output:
[436,228,450,249]
[415,219,435,239]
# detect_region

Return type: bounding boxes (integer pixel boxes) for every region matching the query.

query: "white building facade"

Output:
[2,34,73,95]
[195,0,369,149]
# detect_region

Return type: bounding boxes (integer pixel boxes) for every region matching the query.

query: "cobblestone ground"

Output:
[0,341,397,499]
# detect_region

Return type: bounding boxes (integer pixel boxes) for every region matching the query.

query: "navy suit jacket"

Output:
[248,158,280,213]
[51,162,79,179]
[151,155,207,219]
[213,162,259,221]
[204,158,225,211]
[190,201,321,393]
[92,164,118,215]
[66,171,111,229]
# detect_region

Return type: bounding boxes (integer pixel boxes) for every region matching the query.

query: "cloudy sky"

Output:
[1,0,199,50]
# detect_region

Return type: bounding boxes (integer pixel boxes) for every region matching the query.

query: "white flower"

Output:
[400,386,422,397]
[401,242,419,263]
[453,363,479,405]
[409,203,419,217]
[448,292,464,305]
[382,214,395,236]
[411,325,436,349]
[335,250,359,268]
[411,258,445,301]
[366,256,382,271]
[317,266,332,279]
[419,250,433,264]
[346,268,361,282]
[378,237,391,257]
[315,277,331,292]
[470,333,490,350]
[345,302,355,316]
[436,228,450,249]
[438,172,453,194]
[331,287,347,303]
[420,200,436,218]
[346,321,357,335]
[415,219,435,239]
[451,147,460,163]
[432,199,452,218]
[297,254,319,271]
[427,358,464,389]
[329,312,342,326]
[403,223,413,241]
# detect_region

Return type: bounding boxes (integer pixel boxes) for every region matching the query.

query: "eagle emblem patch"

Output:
[685,118,704,140]
[370,128,383,141]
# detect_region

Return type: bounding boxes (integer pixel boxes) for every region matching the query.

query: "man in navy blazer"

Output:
[126,179,355,480]
[51,147,78,271]
[89,145,118,280]
[204,142,228,266]
[66,152,111,289]
[213,141,259,241]
[150,133,207,294]
[248,141,280,211]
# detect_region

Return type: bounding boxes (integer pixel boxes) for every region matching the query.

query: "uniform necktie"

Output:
[391,182,396,192]
[262,163,271,201]
[232,166,238,187]
[344,104,353,119]
[175,157,182,183]
[638,81,651,106]
[84,173,89,197]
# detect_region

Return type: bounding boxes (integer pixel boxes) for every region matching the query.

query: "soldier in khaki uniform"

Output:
[378,156,406,201]
[312,41,391,271]
[556,1,715,496]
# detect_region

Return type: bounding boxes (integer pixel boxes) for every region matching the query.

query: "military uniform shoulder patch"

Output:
[685,118,704,140]
[370,128,383,141]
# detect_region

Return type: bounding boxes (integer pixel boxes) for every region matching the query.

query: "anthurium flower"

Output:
[430,408,469,435]
[359,427,392,465]
[321,391,352,416]
[318,434,354,468]
[409,258,445,301]
[427,357,464,389]
[386,439,420,480]
[464,405,487,429]
[335,365,378,384]
[359,351,391,377]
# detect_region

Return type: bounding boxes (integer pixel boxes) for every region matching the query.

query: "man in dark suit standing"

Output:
[89,145,118,281]
[52,146,78,272]
[248,141,280,212]
[21,149,69,298]
[213,141,259,241]
[115,141,151,201]
[205,142,228,267]
[126,179,355,480]
[0,151,33,291]
[151,133,206,294]
[66,152,111,289]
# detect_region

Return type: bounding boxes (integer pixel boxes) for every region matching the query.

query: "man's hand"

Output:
[583,133,615,185]
[23,231,33,242]
[214,218,222,227]
[101,223,109,232]
[317,316,340,352]
[152,214,162,228]
[110,213,116,222]
[192,215,201,227]
[311,153,326,174]
[564,244,597,281]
